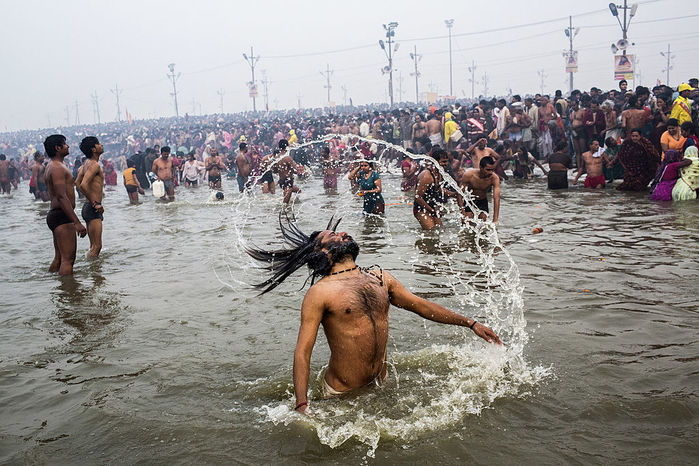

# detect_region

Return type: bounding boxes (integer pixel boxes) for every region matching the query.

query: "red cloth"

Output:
[584,174,606,188]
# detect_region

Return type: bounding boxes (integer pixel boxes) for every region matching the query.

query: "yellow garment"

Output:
[288,129,298,145]
[672,146,699,201]
[123,167,137,186]
[443,112,458,141]
[670,96,692,125]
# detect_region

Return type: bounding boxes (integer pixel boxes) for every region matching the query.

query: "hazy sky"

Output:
[1,0,697,131]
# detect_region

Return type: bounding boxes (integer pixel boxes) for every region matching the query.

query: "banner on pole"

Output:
[614,55,634,80]
[565,51,578,73]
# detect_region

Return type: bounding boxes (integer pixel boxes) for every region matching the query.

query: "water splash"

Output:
[220,135,549,456]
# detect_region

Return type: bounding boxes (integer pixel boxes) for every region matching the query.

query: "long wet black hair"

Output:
[245,213,342,295]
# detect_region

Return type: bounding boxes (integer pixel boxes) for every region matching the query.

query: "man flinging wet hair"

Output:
[246,214,502,413]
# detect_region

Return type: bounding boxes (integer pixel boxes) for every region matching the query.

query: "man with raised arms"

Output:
[247,217,502,413]
[43,134,87,275]
[76,136,105,258]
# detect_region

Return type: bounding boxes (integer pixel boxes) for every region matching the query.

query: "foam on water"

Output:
[218,135,550,456]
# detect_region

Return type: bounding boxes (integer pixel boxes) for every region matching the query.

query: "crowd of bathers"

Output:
[1,77,698,203]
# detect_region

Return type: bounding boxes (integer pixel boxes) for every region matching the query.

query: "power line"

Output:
[243,47,260,112]
[91,91,101,124]
[409,45,422,103]
[217,88,225,113]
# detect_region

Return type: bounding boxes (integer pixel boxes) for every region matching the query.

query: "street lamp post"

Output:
[409,46,422,103]
[379,22,399,106]
[445,19,454,97]
[243,47,260,112]
[167,63,181,117]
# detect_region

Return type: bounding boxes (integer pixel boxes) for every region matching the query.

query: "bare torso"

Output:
[581,151,605,176]
[314,270,389,390]
[152,157,173,181]
[46,161,76,210]
[460,168,496,200]
[79,159,104,203]
[426,119,441,136]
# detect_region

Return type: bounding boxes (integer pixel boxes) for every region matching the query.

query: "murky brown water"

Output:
[1,170,698,463]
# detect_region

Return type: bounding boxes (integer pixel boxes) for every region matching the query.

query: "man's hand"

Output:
[94,203,104,214]
[472,322,502,345]
[75,222,87,238]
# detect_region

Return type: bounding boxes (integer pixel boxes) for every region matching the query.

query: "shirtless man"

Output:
[152,146,175,201]
[235,142,252,193]
[466,137,499,168]
[246,217,501,412]
[259,149,277,194]
[273,139,303,204]
[425,113,443,147]
[621,95,650,137]
[43,134,87,275]
[31,153,49,201]
[76,137,105,258]
[573,139,609,189]
[0,154,10,194]
[459,156,501,223]
[412,114,427,146]
[205,147,226,190]
[413,150,450,230]
[320,146,339,195]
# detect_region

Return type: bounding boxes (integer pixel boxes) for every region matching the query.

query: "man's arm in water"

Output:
[386,271,502,345]
[491,174,501,223]
[293,285,325,413]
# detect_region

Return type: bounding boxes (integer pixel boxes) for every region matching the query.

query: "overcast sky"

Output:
[1,0,697,131]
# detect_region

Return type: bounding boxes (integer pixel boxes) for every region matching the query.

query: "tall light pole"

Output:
[261,70,270,111]
[409,45,421,103]
[379,22,399,106]
[243,47,260,112]
[609,1,639,57]
[564,16,580,93]
[660,44,674,85]
[445,19,454,97]
[110,84,123,122]
[320,64,333,104]
[481,73,489,97]
[167,63,181,117]
[468,61,477,99]
[538,69,547,95]
[217,89,225,113]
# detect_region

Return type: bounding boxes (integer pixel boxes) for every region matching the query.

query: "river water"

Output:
[1,165,698,464]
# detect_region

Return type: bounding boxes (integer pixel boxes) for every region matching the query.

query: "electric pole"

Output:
[564,16,580,93]
[167,63,181,117]
[110,84,123,122]
[397,71,404,102]
[409,45,422,103]
[445,19,454,97]
[660,44,674,85]
[379,22,399,106]
[481,73,489,97]
[320,64,333,104]
[261,70,270,111]
[609,1,639,57]
[91,91,101,124]
[341,85,348,106]
[217,89,225,113]
[65,106,71,126]
[468,61,477,99]
[243,47,260,112]
[538,69,547,95]
[74,100,80,125]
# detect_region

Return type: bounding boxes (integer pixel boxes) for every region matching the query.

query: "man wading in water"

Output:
[247,216,502,414]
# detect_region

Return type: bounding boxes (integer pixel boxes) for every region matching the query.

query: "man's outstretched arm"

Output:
[386,271,502,345]
[293,285,325,413]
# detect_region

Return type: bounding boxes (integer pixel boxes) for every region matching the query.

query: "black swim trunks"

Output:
[125,184,138,193]
[464,198,489,214]
[260,170,274,184]
[279,177,294,190]
[81,202,104,223]
[208,174,221,184]
[37,182,47,192]
[46,208,73,231]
